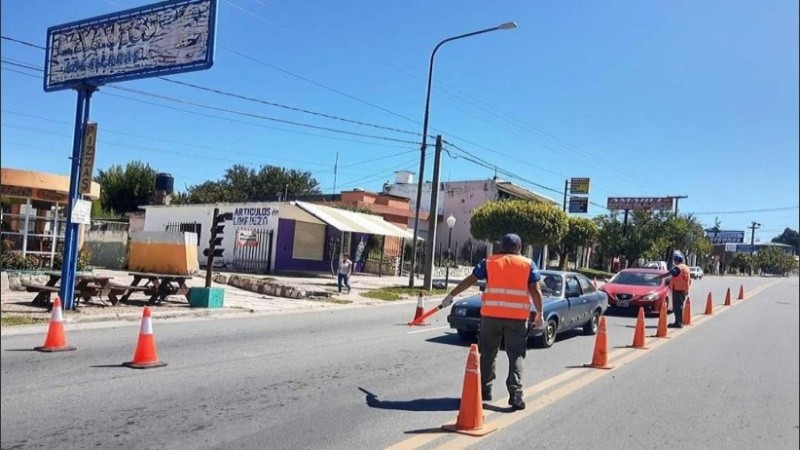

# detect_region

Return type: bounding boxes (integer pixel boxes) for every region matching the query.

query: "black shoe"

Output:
[668,323,683,328]
[482,388,492,401]
[508,393,526,410]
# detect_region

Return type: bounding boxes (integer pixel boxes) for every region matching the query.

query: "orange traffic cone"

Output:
[411,292,426,323]
[652,300,669,338]
[584,316,613,369]
[442,344,498,436]
[737,285,745,300]
[682,297,692,325]
[628,307,649,349]
[724,288,732,306]
[704,292,714,315]
[34,297,76,352]
[123,307,167,369]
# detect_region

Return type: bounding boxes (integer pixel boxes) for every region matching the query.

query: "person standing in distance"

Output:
[440,233,543,410]
[337,254,353,294]
[657,251,692,328]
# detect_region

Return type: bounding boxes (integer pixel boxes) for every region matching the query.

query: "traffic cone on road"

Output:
[653,301,669,338]
[704,292,714,315]
[123,307,167,369]
[584,316,613,369]
[628,307,649,349]
[737,285,745,300]
[724,288,732,306]
[442,344,498,436]
[683,297,692,325]
[34,297,76,352]
[412,292,426,323]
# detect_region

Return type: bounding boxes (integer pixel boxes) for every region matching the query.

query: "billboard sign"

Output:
[704,229,745,244]
[568,196,589,213]
[570,177,590,195]
[606,197,674,211]
[44,0,217,92]
[79,123,98,194]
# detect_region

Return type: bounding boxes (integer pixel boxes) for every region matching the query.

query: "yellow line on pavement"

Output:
[385,278,786,450]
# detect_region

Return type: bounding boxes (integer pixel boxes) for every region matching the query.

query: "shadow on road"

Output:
[424,333,471,347]
[358,387,459,412]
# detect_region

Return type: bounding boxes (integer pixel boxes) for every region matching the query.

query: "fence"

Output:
[165,221,202,239]
[232,228,274,274]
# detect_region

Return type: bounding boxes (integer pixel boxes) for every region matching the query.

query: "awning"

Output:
[292,201,414,239]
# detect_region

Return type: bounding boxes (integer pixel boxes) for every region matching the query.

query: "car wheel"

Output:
[457,329,477,341]
[583,309,600,335]
[537,318,558,348]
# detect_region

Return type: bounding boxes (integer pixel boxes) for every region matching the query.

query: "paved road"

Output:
[2,275,797,449]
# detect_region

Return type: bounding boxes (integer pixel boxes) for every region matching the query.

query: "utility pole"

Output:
[670,195,688,215]
[748,221,761,276]
[422,135,443,290]
[332,150,339,194]
[562,179,569,212]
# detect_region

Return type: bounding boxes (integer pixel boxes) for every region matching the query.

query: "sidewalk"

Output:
[0,268,459,329]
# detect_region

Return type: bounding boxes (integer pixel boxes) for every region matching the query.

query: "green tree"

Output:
[470,199,568,248]
[755,246,796,276]
[174,164,321,204]
[771,228,799,253]
[94,161,158,215]
[728,252,752,274]
[559,216,599,269]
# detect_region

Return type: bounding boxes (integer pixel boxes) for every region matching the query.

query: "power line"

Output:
[690,206,799,215]
[0,35,45,49]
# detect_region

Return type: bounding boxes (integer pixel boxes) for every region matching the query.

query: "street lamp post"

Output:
[445,214,456,287]
[408,21,517,288]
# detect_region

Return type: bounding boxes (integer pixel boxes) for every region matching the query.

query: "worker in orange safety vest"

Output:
[440,233,544,410]
[657,251,692,328]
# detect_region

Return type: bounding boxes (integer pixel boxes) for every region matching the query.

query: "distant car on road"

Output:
[446,270,608,348]
[689,266,704,279]
[643,261,668,270]
[600,268,671,316]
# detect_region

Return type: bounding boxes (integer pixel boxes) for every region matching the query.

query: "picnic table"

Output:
[107,272,193,305]
[21,271,113,308]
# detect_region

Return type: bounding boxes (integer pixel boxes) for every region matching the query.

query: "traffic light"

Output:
[204,209,233,260]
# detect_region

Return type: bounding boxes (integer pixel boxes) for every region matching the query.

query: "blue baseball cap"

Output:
[501,233,522,252]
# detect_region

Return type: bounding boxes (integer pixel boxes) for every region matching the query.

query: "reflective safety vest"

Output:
[480,254,533,320]
[672,264,691,291]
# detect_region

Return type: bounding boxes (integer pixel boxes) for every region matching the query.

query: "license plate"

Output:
[616,301,630,307]
[455,307,467,316]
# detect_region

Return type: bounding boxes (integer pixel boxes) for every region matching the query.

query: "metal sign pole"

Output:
[59,86,94,310]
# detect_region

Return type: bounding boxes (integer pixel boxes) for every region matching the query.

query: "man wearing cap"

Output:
[656,251,692,328]
[440,233,543,410]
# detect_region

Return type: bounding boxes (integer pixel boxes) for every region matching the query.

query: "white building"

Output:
[382,171,559,262]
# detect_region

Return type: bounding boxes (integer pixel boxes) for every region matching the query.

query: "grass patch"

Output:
[360,285,449,301]
[1,316,48,327]
[316,298,353,305]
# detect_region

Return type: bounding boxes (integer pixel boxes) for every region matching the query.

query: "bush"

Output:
[576,267,614,280]
[0,251,39,270]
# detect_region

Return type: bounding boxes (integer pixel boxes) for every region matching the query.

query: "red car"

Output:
[600,268,671,315]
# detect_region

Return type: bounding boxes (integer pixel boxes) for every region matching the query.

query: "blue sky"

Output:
[2,0,798,242]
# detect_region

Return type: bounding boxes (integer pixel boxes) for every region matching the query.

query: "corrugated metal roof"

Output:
[293,201,414,239]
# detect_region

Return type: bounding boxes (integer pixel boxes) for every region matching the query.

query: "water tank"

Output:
[155,173,174,194]
[395,170,414,184]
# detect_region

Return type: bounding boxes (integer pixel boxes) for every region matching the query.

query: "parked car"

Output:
[689,266,704,279]
[643,261,668,270]
[446,270,608,348]
[600,268,671,315]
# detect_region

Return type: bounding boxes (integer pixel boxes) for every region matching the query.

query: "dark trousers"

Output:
[478,316,528,397]
[672,290,687,324]
[337,274,350,292]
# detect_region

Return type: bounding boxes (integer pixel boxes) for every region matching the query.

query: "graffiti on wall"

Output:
[44,0,217,91]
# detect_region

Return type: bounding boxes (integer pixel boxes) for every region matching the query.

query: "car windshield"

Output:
[610,272,663,286]
[539,275,563,297]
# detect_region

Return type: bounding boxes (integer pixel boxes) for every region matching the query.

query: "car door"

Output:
[575,274,600,322]
[564,275,585,327]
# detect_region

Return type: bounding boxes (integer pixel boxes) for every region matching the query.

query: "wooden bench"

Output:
[21,282,71,306]
[106,282,154,305]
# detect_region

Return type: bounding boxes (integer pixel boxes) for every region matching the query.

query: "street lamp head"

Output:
[498,22,517,30]
[446,214,457,229]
